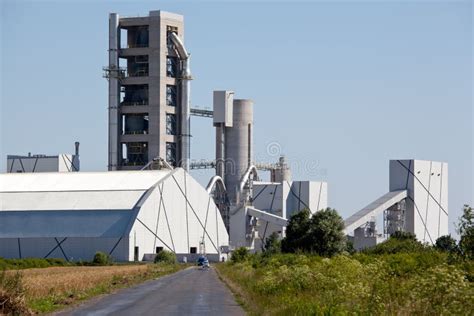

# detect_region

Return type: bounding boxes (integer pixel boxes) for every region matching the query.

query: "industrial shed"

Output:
[0,169,229,262]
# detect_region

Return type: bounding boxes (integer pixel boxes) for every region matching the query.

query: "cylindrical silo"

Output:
[273,156,291,182]
[224,99,253,204]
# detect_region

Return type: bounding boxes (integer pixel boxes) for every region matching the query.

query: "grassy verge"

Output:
[1,263,185,314]
[216,253,474,315]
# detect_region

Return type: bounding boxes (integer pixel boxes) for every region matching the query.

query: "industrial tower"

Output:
[106,10,191,171]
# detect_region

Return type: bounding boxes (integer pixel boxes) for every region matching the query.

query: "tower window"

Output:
[166,57,178,77]
[122,142,148,166]
[166,114,177,135]
[166,142,177,166]
[166,85,177,106]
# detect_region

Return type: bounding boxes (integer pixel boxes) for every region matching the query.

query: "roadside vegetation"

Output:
[217,205,474,315]
[0,252,185,315]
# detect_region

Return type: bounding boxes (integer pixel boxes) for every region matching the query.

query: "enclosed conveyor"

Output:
[343,190,407,235]
[169,32,192,171]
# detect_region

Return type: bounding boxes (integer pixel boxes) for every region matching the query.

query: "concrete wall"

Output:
[113,11,184,169]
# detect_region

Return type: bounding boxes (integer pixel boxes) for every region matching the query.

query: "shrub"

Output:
[92,252,112,266]
[0,257,70,270]
[457,204,474,259]
[435,235,458,253]
[363,234,427,254]
[231,247,250,263]
[0,270,32,315]
[154,250,177,264]
[262,233,281,255]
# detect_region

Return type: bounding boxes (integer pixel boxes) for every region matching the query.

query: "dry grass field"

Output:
[20,265,149,299]
[2,264,183,314]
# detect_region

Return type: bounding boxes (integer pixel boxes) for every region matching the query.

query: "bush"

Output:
[0,270,32,315]
[92,252,112,266]
[154,250,177,264]
[435,235,458,253]
[262,233,281,255]
[217,252,474,315]
[231,247,250,263]
[0,257,70,270]
[363,234,427,254]
[457,204,474,259]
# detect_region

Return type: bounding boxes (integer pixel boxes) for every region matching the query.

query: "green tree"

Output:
[281,209,312,253]
[309,208,346,256]
[435,235,458,253]
[457,204,474,259]
[262,232,281,255]
[282,208,346,257]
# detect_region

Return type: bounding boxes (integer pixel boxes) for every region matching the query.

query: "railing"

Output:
[121,100,148,106]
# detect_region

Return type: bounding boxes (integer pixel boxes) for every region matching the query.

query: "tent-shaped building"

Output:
[0,169,229,262]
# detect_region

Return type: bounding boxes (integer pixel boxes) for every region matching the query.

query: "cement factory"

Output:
[0,10,449,262]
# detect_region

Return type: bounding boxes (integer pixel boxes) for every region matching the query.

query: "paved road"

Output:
[57,267,244,316]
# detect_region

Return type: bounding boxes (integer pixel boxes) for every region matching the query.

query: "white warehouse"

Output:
[0,169,229,262]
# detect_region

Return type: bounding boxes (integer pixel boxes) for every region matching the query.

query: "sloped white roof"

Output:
[0,170,171,211]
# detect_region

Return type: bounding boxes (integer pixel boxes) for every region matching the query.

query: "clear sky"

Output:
[1,1,472,234]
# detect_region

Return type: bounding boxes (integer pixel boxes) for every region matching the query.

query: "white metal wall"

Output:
[128,168,229,261]
[390,160,448,243]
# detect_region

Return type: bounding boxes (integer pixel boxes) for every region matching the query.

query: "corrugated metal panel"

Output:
[0,210,133,238]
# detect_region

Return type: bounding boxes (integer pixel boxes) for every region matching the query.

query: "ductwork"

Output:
[239,165,258,192]
[206,175,227,194]
[169,32,191,171]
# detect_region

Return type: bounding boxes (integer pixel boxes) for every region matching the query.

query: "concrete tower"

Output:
[107,10,190,170]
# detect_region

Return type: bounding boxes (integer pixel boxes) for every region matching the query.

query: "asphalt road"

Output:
[57,266,244,316]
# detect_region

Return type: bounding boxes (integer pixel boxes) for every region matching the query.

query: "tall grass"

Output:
[217,253,474,315]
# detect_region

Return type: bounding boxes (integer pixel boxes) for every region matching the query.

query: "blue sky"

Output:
[1,1,472,234]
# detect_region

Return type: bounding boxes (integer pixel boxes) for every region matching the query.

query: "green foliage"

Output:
[391,230,417,240]
[309,208,346,256]
[282,209,312,253]
[262,232,281,255]
[217,252,474,315]
[435,235,458,253]
[231,247,250,263]
[345,240,356,255]
[363,234,427,254]
[154,250,177,264]
[282,208,346,257]
[92,252,112,266]
[458,204,474,259]
[0,257,70,270]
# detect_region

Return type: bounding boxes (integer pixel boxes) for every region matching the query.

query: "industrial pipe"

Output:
[169,32,191,171]
[239,165,258,192]
[108,13,119,171]
[206,175,227,194]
